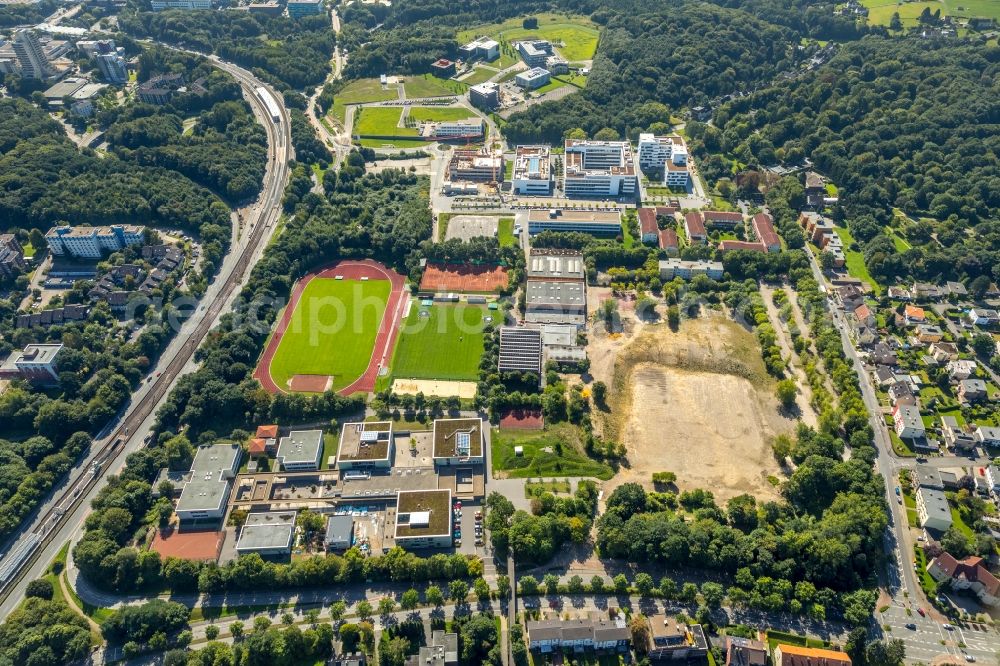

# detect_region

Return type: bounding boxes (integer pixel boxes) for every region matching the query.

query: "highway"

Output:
[0,51,293,620]
[803,251,1000,663]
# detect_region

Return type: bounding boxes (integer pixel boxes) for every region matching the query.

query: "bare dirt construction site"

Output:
[596,311,788,503]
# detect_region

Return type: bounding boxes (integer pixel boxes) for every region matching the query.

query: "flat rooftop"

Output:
[433,418,484,459]
[526,280,586,308]
[513,145,551,181]
[191,443,241,475]
[338,421,393,462]
[527,249,585,280]
[236,511,296,551]
[13,344,63,365]
[394,489,451,539]
[277,429,323,466]
[176,478,228,513]
[526,209,621,224]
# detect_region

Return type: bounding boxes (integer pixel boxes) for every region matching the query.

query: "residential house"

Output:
[888,381,916,407]
[893,404,925,439]
[871,343,898,366]
[405,631,459,666]
[718,240,767,253]
[835,285,865,313]
[526,616,631,653]
[659,228,679,256]
[915,324,944,343]
[725,637,766,666]
[959,379,988,404]
[638,208,659,245]
[941,416,977,452]
[986,465,1000,494]
[774,645,851,666]
[887,286,912,301]
[852,304,875,328]
[916,486,952,531]
[913,282,945,300]
[904,304,926,324]
[927,553,1000,606]
[684,212,707,244]
[946,281,968,297]
[947,359,978,380]
[873,365,896,387]
[644,618,708,661]
[967,308,1000,327]
[930,342,959,363]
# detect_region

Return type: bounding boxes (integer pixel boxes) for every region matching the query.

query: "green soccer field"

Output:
[268,278,391,391]
[390,303,488,381]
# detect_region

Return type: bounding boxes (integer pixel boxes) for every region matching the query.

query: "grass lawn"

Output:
[459,66,499,86]
[269,278,391,391]
[765,630,829,651]
[531,77,568,95]
[22,242,36,258]
[950,506,974,538]
[402,74,458,99]
[408,106,480,123]
[492,424,615,480]
[498,218,516,247]
[321,432,339,469]
[525,479,571,496]
[459,14,600,61]
[359,137,431,149]
[331,78,399,125]
[354,107,417,137]
[390,303,487,381]
[865,0,947,26]
[621,217,636,248]
[834,226,882,295]
[555,73,588,88]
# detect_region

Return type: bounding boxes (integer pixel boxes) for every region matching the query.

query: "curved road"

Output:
[0,51,293,620]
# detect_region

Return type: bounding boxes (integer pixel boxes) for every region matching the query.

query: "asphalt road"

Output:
[0,52,293,621]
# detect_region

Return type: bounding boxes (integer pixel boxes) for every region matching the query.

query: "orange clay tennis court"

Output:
[419,263,509,293]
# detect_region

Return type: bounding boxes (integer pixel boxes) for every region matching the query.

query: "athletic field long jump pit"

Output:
[253,260,406,395]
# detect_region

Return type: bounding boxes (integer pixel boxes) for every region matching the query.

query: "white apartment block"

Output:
[637,134,690,187]
[563,140,638,198]
[512,145,553,195]
[45,225,145,259]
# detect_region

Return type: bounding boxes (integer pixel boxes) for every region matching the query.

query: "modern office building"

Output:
[637,134,688,175]
[337,421,394,470]
[468,82,500,110]
[45,225,145,259]
[458,37,499,62]
[287,0,324,18]
[276,429,324,471]
[96,52,128,83]
[516,40,553,67]
[430,58,455,77]
[511,145,553,195]
[515,67,550,90]
[392,489,453,549]
[150,0,212,9]
[526,209,622,236]
[447,149,503,182]
[432,418,485,465]
[235,511,296,556]
[545,55,569,74]
[13,29,53,80]
[563,140,638,198]
[0,344,64,383]
[175,444,242,526]
[428,120,484,140]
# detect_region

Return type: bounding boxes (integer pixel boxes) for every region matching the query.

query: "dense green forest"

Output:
[120,9,336,90]
[710,38,1000,284]
[0,0,58,27]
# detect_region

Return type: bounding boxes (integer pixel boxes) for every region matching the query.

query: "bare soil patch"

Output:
[600,313,790,503]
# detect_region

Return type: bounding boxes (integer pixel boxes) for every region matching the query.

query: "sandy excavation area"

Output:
[622,364,783,502]
[599,312,790,503]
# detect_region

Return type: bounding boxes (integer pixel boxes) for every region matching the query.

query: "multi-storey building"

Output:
[287,0,324,18]
[150,0,211,9]
[516,40,553,67]
[0,234,26,279]
[563,140,637,198]
[511,145,553,195]
[0,344,63,383]
[458,38,500,62]
[13,29,53,80]
[515,67,550,90]
[46,225,144,259]
[447,149,503,182]
[96,53,127,84]
[468,82,499,110]
[637,133,688,172]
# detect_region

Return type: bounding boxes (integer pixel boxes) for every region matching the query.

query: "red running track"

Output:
[253,259,407,396]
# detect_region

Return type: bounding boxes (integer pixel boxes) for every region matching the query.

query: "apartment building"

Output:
[150,0,212,10]
[658,259,724,281]
[511,145,553,195]
[0,234,26,278]
[96,52,127,84]
[637,133,689,187]
[563,140,637,198]
[916,486,952,531]
[892,403,925,439]
[684,212,707,244]
[287,0,324,18]
[13,29,54,80]
[46,224,144,259]
[752,212,781,252]
[526,616,631,653]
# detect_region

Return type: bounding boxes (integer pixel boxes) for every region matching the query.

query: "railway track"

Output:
[0,55,292,604]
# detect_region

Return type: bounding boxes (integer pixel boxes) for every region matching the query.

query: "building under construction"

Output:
[447,148,504,183]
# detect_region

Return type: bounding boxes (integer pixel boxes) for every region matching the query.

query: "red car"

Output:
[917,608,926,617]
